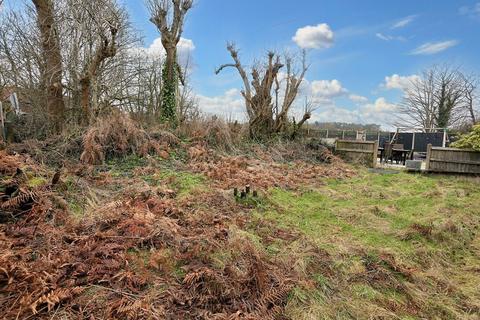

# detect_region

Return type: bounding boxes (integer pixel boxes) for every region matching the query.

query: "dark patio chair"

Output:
[392,144,405,163]
[383,143,393,164]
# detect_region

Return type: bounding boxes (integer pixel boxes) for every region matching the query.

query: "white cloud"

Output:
[197,79,398,129]
[410,40,458,55]
[376,33,406,41]
[197,87,397,130]
[384,74,420,91]
[376,33,392,41]
[362,97,397,113]
[310,79,347,98]
[197,89,246,121]
[309,97,397,129]
[391,15,416,29]
[349,94,368,103]
[292,23,334,49]
[130,37,195,65]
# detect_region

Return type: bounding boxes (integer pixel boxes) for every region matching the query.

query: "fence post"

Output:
[442,129,447,147]
[425,144,432,171]
[326,129,329,138]
[0,101,5,142]
[373,140,379,168]
[412,132,416,151]
[342,130,345,140]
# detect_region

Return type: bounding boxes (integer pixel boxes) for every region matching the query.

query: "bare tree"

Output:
[57,0,135,124]
[147,0,193,124]
[291,97,314,139]
[32,0,65,133]
[216,44,309,138]
[398,66,469,130]
[435,67,465,128]
[273,50,309,133]
[1,0,191,136]
[77,1,122,123]
[177,54,198,123]
[461,73,478,125]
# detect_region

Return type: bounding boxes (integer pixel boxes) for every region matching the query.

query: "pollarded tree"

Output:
[147,0,193,125]
[59,0,136,124]
[79,7,120,124]
[216,44,310,139]
[32,0,66,133]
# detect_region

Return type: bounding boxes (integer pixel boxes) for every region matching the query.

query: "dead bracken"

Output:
[0,147,349,319]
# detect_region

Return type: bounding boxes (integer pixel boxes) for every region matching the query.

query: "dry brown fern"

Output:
[253,282,293,314]
[80,112,175,164]
[1,190,40,210]
[30,287,84,314]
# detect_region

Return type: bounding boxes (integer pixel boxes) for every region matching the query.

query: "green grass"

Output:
[106,154,149,177]
[259,171,480,256]
[144,169,206,197]
[104,154,206,197]
[254,170,480,319]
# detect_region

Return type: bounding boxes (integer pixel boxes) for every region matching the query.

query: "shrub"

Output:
[451,124,480,151]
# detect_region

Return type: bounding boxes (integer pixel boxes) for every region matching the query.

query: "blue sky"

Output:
[5,0,480,128]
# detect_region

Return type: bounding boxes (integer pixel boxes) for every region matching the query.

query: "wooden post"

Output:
[342,130,345,140]
[326,129,329,138]
[377,131,380,144]
[412,132,416,151]
[373,140,379,168]
[442,129,447,148]
[425,144,432,171]
[0,101,5,142]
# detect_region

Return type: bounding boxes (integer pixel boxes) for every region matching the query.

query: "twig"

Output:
[88,284,141,299]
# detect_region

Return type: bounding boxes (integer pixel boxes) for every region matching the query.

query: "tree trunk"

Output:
[160,46,178,123]
[469,105,477,125]
[165,47,176,83]
[80,77,90,123]
[466,91,477,125]
[32,0,65,133]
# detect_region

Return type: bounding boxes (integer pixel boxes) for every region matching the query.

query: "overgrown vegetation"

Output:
[1,140,479,319]
[451,124,480,150]
[1,1,479,319]
[80,112,178,164]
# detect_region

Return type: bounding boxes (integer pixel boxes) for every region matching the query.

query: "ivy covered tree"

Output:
[147,0,193,125]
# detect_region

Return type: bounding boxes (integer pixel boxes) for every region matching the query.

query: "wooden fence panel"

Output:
[426,144,480,174]
[335,140,378,168]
